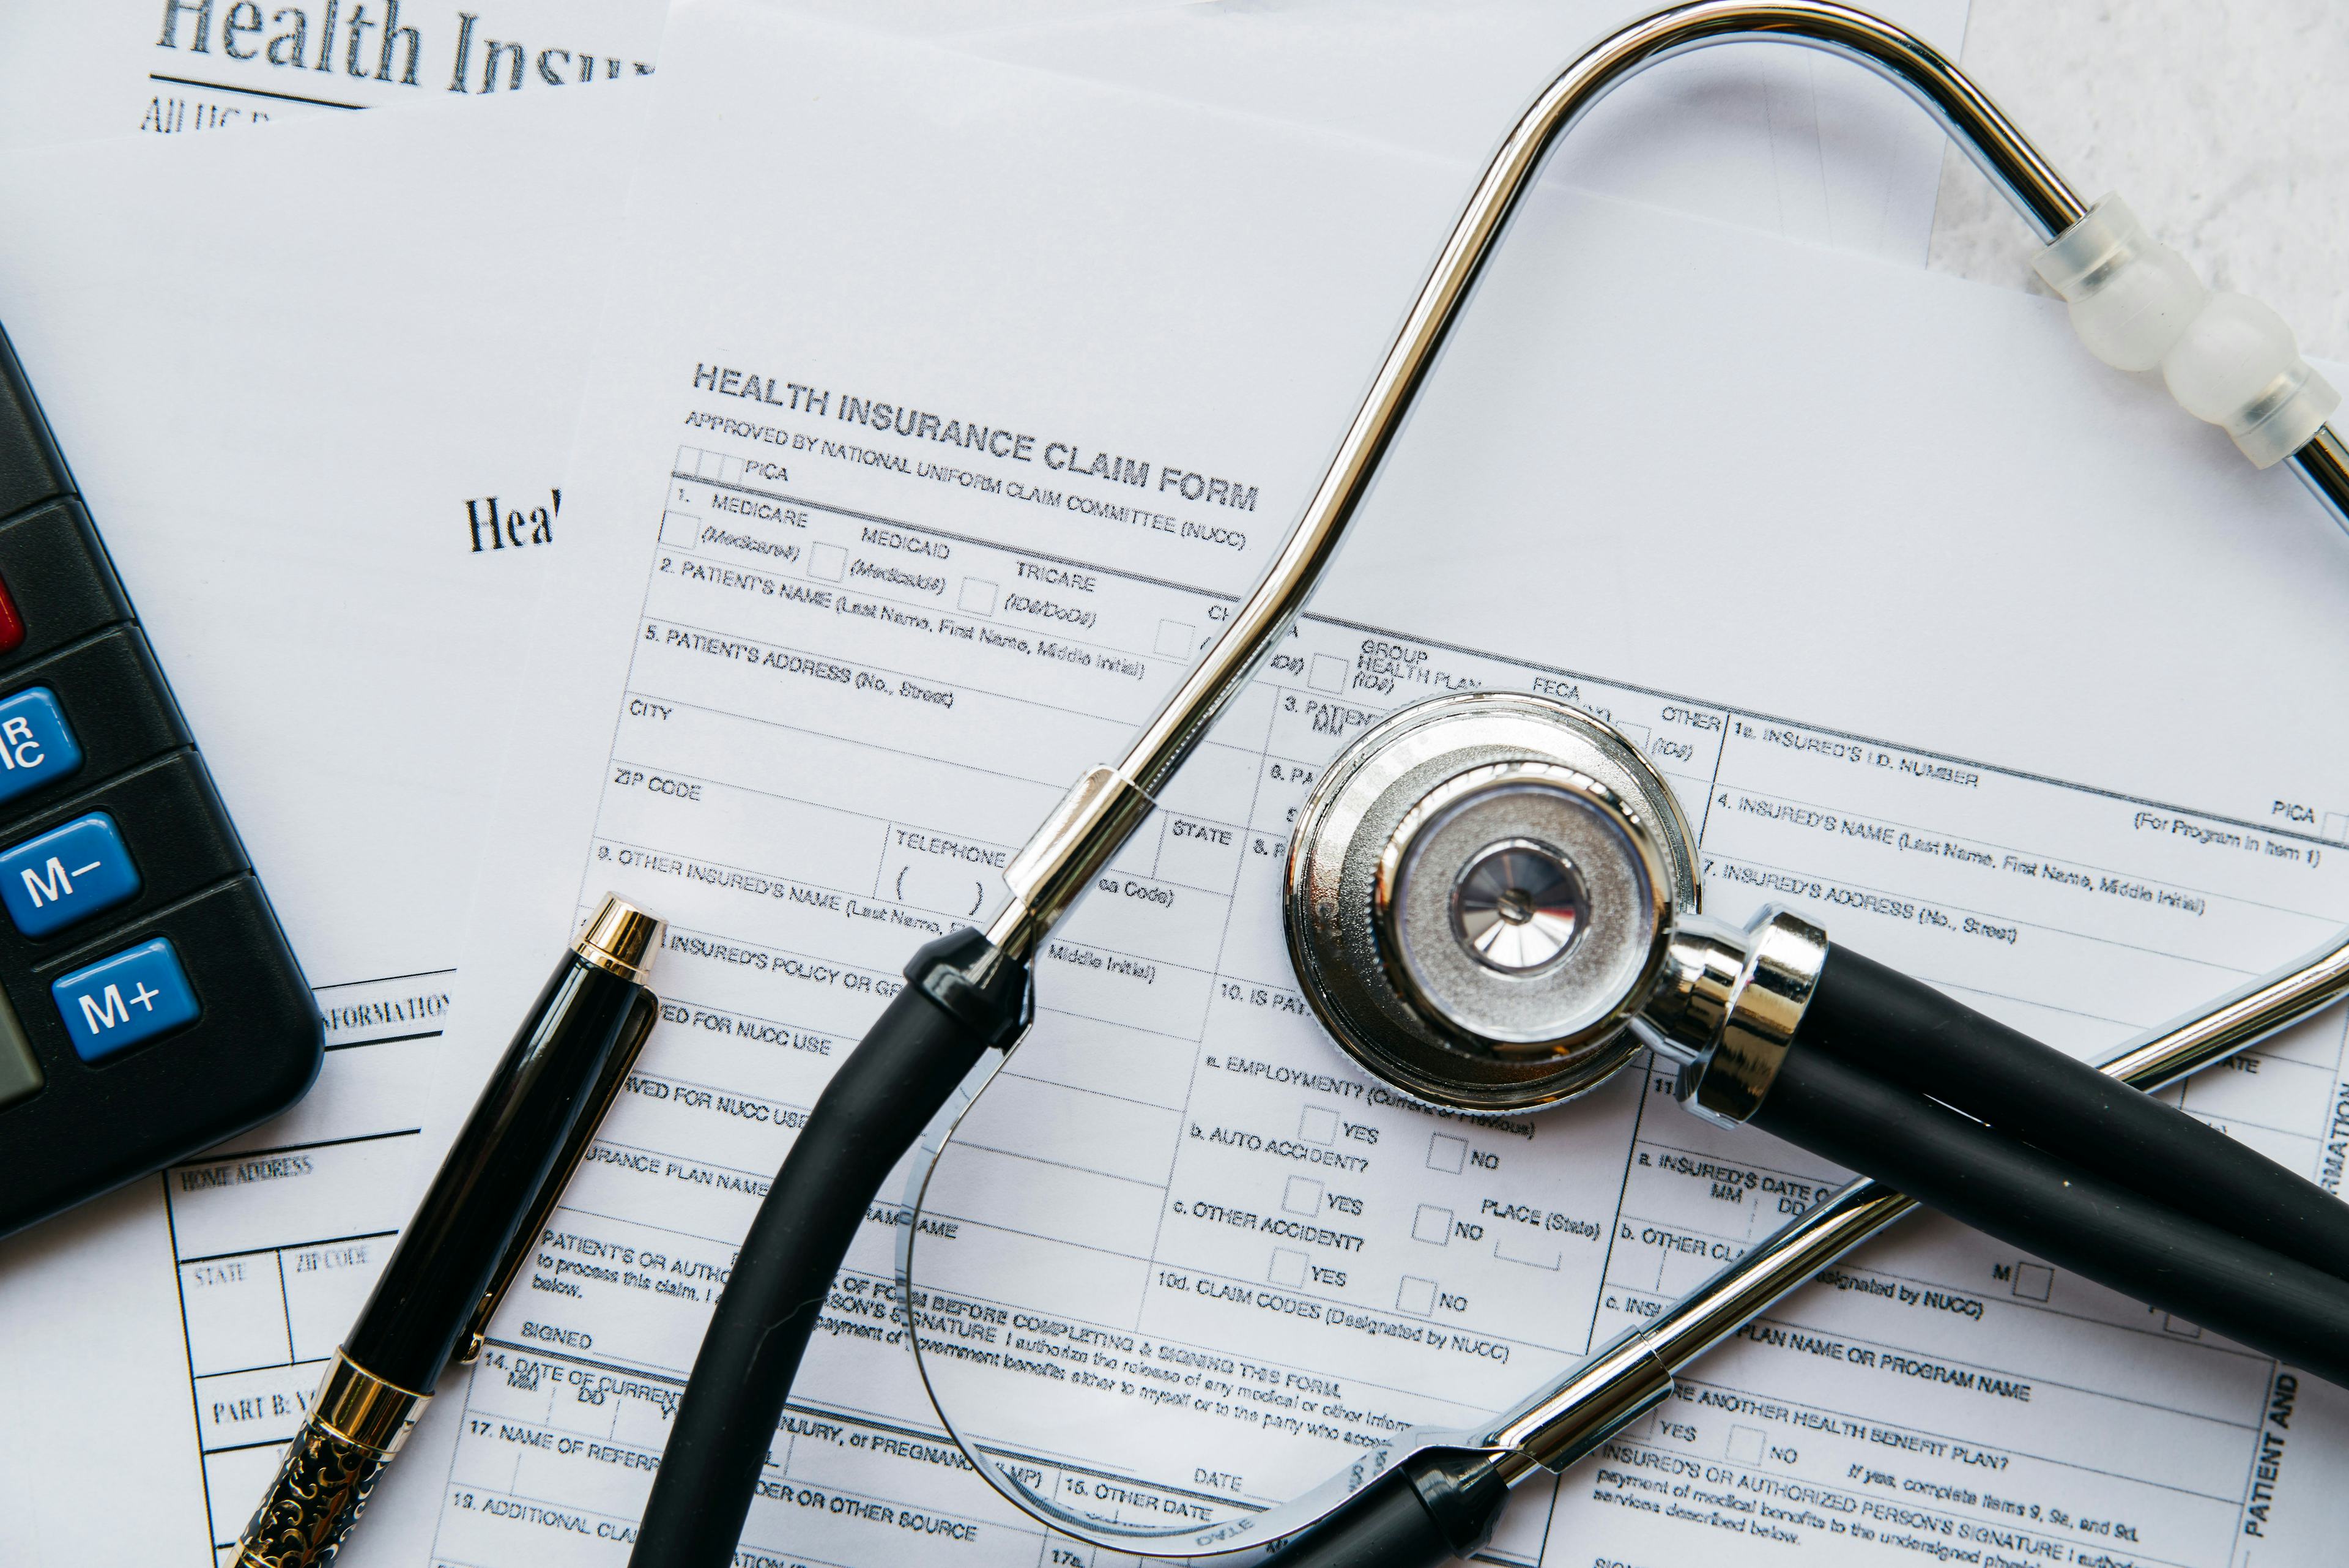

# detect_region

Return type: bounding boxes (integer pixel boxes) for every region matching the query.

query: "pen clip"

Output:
[458,984,661,1364]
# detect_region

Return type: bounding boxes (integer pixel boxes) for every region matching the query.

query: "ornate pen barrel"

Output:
[231,1352,427,1568]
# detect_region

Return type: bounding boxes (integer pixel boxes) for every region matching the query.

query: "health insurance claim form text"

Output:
[409,10,2349,1568]
[0,0,664,150]
[0,4,1973,1564]
[0,0,1152,150]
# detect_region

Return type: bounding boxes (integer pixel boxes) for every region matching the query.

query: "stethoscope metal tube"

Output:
[969,0,2349,1550]
[893,940,2349,1563]
[636,7,2349,1567]
[984,0,2106,972]
[984,0,2348,968]
[916,944,2349,1563]
[2293,424,2349,521]
[1478,931,2349,1481]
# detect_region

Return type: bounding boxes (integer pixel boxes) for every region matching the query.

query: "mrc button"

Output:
[0,812,139,937]
[52,937,200,1062]
[0,685,80,806]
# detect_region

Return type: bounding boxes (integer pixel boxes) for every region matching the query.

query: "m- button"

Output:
[0,812,140,937]
[52,937,200,1062]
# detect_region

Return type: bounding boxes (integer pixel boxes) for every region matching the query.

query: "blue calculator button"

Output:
[0,814,140,937]
[53,938,200,1062]
[0,686,81,806]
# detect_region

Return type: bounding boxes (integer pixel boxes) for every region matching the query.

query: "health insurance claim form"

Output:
[0,9,1965,1563]
[403,7,2349,1568]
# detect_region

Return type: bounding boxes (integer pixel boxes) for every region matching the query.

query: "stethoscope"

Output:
[624,6,2349,1568]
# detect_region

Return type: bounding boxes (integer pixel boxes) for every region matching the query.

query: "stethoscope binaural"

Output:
[626,7,2349,1568]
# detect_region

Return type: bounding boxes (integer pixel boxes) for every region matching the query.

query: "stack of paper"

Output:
[2,3,2345,1567]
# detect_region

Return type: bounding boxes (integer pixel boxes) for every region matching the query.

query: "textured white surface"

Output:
[1931,0,2349,359]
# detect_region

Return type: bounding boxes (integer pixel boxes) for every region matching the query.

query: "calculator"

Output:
[0,324,320,1239]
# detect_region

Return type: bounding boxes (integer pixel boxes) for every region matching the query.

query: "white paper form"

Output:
[0,86,645,1564]
[401,8,2349,1568]
[963,0,1973,268]
[0,21,1179,1561]
[0,10,1901,1562]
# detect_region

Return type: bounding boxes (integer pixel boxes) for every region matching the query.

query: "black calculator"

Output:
[0,324,319,1239]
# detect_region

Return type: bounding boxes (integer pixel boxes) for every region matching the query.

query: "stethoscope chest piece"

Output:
[1285,691,1700,1110]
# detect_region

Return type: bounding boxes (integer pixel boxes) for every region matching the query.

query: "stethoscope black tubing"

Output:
[629,940,1013,1568]
[1797,946,2349,1285]
[1272,1447,1513,1568]
[627,926,2349,1568]
[1749,1042,2349,1386]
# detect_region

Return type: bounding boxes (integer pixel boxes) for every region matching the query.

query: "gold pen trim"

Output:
[310,1350,431,1455]
[230,1353,431,1568]
[574,892,664,981]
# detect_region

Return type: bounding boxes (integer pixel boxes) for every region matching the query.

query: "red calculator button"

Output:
[0,574,21,655]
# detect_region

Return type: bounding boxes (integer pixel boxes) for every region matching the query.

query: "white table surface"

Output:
[1929,0,2348,360]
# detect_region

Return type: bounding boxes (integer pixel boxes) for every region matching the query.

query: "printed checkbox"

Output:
[2011,1262,2053,1302]
[1412,1204,1453,1245]
[1283,1176,1324,1217]
[1269,1249,1308,1287]
[2163,1313,2202,1338]
[1396,1276,1437,1317]
[1298,1106,1338,1145]
[1156,619,1195,657]
[1308,653,1348,693]
[1726,1425,1765,1463]
[1427,1133,1466,1174]
[1493,1232,1562,1271]
[809,543,847,582]
[2326,812,2348,844]
[659,510,700,549]
[960,576,998,614]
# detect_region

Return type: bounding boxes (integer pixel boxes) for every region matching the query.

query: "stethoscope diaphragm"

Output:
[1283,691,1699,1110]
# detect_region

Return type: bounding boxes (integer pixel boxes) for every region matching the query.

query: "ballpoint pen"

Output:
[232,893,666,1568]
